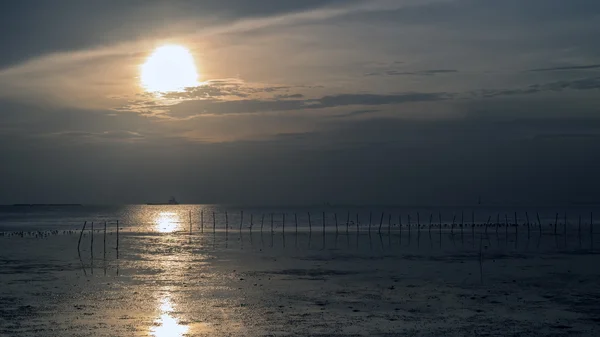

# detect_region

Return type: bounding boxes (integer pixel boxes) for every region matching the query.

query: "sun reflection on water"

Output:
[150,296,189,337]
[155,212,180,233]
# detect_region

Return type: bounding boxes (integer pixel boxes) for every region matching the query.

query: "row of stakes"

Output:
[189,211,594,237]
[3,211,585,254]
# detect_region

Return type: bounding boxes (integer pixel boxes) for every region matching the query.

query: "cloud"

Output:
[367,69,458,76]
[165,92,450,118]
[528,64,600,72]
[275,93,304,99]
[332,109,379,118]
[51,130,144,141]
[473,77,600,98]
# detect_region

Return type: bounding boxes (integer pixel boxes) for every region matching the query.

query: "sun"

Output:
[140,44,199,93]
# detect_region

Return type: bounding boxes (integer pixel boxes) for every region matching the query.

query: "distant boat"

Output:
[146,197,179,205]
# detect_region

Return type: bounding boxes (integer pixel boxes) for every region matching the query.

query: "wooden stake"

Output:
[322,212,326,232]
[271,213,274,233]
[261,214,265,232]
[212,212,216,232]
[378,212,384,234]
[282,213,286,233]
[295,213,298,233]
[308,212,312,232]
[369,212,372,232]
[525,212,530,235]
[537,212,542,233]
[189,210,192,235]
[240,210,244,231]
[388,214,392,233]
[225,211,229,233]
[554,213,558,235]
[201,210,204,233]
[439,212,442,237]
[250,214,254,231]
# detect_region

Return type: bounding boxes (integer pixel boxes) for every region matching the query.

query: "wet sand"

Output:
[1,227,600,336]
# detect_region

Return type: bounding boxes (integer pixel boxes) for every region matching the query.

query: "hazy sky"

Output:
[1,0,599,205]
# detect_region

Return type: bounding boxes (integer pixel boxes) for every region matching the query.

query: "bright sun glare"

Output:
[141,44,199,93]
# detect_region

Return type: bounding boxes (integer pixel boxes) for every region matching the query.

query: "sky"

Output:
[1,0,599,205]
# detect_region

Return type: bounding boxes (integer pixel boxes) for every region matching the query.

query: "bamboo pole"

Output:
[472,211,475,238]
[418,212,422,240]
[346,211,350,233]
[90,221,94,257]
[225,211,229,234]
[77,221,87,252]
[461,211,464,236]
[295,213,298,233]
[261,213,265,232]
[356,213,359,232]
[496,213,500,234]
[526,212,530,236]
[282,213,285,233]
[213,212,216,232]
[398,214,402,241]
[439,212,442,237]
[250,214,254,232]
[369,212,372,232]
[103,221,107,259]
[335,213,338,234]
[116,220,119,259]
[537,212,542,233]
[271,213,274,233]
[240,210,244,231]
[189,210,192,235]
[201,210,204,233]
[388,214,392,233]
[452,214,456,235]
[564,212,567,239]
[308,212,312,232]
[322,212,326,233]
[378,212,384,234]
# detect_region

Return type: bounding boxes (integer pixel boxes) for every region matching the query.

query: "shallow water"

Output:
[1,206,600,336]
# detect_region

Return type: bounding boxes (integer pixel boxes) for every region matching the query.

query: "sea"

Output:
[0,204,598,233]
